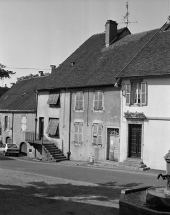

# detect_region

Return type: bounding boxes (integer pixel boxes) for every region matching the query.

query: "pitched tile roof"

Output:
[0,76,47,112]
[118,23,170,78]
[40,26,162,90]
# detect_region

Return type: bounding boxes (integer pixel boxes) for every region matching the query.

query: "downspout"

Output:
[87,88,89,126]
[67,88,72,160]
[34,90,38,158]
[12,112,14,143]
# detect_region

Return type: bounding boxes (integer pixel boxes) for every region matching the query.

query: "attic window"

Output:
[71,62,75,66]
[47,92,60,106]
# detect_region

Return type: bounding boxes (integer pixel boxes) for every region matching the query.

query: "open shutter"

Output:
[7,116,10,131]
[126,84,131,105]
[2,116,5,131]
[98,124,102,145]
[79,123,83,143]
[74,123,79,143]
[141,82,147,106]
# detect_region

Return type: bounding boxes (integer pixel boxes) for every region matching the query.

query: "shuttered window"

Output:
[75,92,84,110]
[47,92,60,105]
[74,122,83,144]
[4,116,10,131]
[94,91,103,111]
[46,118,59,138]
[125,82,147,106]
[92,123,102,145]
[21,116,27,131]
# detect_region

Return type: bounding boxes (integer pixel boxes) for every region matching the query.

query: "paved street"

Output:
[0,154,167,215]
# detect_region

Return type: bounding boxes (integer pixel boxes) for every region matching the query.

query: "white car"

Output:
[0,143,19,156]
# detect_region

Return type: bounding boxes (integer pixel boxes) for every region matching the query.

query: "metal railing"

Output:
[25,132,51,145]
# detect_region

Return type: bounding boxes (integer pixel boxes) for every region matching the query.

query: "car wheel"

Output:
[15,154,18,157]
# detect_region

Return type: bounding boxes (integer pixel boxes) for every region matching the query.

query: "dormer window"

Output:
[47,92,60,107]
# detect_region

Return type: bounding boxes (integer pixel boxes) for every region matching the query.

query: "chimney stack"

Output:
[105,20,118,47]
[39,71,44,76]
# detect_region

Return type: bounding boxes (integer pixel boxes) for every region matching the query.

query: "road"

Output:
[0,154,165,188]
[0,154,166,215]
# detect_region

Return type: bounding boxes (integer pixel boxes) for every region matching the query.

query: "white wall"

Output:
[120,77,170,170]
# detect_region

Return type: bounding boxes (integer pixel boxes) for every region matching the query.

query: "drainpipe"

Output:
[34,90,38,157]
[67,89,72,160]
[12,112,14,143]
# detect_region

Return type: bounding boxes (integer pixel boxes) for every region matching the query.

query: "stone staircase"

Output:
[118,158,150,171]
[42,142,67,162]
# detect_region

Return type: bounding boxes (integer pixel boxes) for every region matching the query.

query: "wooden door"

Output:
[107,128,119,161]
[39,117,44,140]
[129,124,141,158]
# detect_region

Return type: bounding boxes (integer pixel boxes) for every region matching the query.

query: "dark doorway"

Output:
[39,117,44,140]
[129,124,142,158]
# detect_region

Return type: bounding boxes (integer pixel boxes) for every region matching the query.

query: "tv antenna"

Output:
[122,1,138,27]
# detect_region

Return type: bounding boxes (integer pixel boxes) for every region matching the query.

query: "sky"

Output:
[0,0,169,87]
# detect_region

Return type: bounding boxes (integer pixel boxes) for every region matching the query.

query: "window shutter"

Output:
[141,82,147,106]
[98,92,103,110]
[79,123,83,143]
[126,84,131,105]
[7,116,10,131]
[79,92,83,110]
[93,124,98,144]
[2,116,4,131]
[94,92,98,110]
[74,123,79,143]
[98,124,102,145]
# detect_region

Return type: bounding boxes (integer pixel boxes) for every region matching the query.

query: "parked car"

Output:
[0,143,19,156]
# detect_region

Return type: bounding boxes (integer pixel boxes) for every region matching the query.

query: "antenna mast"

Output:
[122,1,137,27]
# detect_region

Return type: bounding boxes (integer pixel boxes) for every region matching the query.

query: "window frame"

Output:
[21,116,27,132]
[125,81,147,106]
[46,118,60,138]
[74,91,84,111]
[93,90,104,111]
[92,123,102,146]
[74,122,83,144]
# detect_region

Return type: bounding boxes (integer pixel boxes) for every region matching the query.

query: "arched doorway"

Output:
[20,142,27,155]
[6,136,12,143]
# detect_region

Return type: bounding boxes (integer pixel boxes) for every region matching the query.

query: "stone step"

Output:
[118,158,149,170]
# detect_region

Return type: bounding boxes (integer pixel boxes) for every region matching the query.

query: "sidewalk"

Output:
[17,155,166,176]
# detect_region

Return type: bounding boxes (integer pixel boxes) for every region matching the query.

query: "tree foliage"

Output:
[0,64,15,79]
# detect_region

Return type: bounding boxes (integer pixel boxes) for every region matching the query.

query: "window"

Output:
[92,123,102,146]
[74,122,83,144]
[93,91,104,111]
[21,116,27,131]
[125,82,147,106]
[46,118,59,138]
[4,116,10,131]
[75,92,84,110]
[47,92,60,106]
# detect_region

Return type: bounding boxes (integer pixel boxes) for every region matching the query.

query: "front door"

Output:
[39,117,44,140]
[107,128,119,161]
[129,124,142,158]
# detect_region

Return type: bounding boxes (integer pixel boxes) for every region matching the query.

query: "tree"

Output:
[0,64,15,79]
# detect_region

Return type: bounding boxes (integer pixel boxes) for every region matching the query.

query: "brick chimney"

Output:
[39,71,44,76]
[105,20,118,47]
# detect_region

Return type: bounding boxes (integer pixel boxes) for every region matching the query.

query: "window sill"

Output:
[74,109,84,113]
[92,143,102,147]
[93,109,104,113]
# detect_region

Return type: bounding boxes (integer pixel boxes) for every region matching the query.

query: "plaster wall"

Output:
[37,90,70,155]
[120,77,170,170]
[70,87,121,161]
[0,112,36,158]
